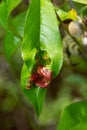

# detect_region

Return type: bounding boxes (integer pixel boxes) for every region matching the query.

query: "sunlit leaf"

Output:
[67,9,78,20]
[56,8,67,21]
[56,8,78,21]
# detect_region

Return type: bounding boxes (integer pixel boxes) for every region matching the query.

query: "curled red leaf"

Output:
[29,74,39,82]
[37,66,52,80]
[26,66,52,89]
[35,77,50,88]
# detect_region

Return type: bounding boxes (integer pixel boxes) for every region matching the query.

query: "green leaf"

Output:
[4,11,26,60]
[36,87,46,115]
[70,122,87,130]
[22,0,40,68]
[0,0,22,61]
[40,0,63,77]
[5,0,21,17]
[4,31,20,60]
[0,1,7,29]
[56,8,68,21]
[21,0,63,115]
[56,8,78,21]
[12,11,26,37]
[22,0,63,76]
[0,0,21,29]
[57,101,87,130]
[72,0,87,4]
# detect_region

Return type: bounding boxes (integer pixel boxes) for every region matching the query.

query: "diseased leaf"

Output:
[40,0,63,77]
[57,101,87,130]
[21,0,63,115]
[21,63,46,115]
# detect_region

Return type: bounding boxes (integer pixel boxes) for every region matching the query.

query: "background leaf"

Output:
[5,0,21,16]
[72,0,87,4]
[0,0,21,29]
[4,31,20,60]
[70,122,87,130]
[4,11,26,61]
[0,0,23,62]
[57,101,87,130]
[0,1,7,29]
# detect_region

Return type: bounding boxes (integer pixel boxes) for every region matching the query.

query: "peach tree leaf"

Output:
[21,0,63,115]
